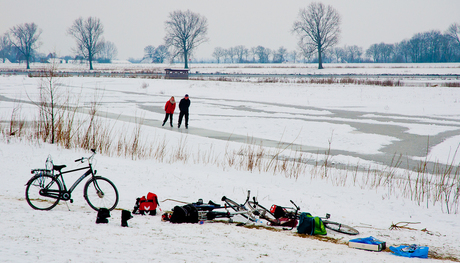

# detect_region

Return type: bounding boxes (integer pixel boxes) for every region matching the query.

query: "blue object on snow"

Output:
[349,236,384,245]
[389,244,429,258]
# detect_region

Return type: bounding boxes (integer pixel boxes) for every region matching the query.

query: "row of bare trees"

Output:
[212,26,460,64]
[2,3,460,70]
[0,17,118,70]
[212,46,291,63]
[1,9,206,70]
[1,4,334,69]
[364,27,460,63]
[143,45,169,63]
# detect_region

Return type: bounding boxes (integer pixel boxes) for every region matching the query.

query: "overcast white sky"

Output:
[1,0,459,61]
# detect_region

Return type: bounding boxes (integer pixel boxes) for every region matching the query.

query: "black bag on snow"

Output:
[170,204,199,223]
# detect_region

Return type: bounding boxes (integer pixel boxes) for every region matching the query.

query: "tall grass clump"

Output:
[316,146,460,214]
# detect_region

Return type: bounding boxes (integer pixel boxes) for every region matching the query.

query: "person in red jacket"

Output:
[162,96,176,127]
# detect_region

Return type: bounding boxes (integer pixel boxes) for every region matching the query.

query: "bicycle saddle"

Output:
[53,165,67,172]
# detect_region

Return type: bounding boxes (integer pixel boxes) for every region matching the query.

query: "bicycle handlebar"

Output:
[74,150,97,163]
[290,200,300,211]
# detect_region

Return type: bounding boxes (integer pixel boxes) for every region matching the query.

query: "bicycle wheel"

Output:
[84,176,119,211]
[25,174,62,210]
[323,219,359,235]
[247,201,278,224]
[222,196,245,212]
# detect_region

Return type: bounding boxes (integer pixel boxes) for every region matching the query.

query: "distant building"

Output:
[164,68,189,80]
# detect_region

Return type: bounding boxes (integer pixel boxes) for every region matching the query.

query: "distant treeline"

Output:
[208,30,460,64]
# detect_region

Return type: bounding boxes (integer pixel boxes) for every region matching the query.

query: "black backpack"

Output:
[170,204,199,223]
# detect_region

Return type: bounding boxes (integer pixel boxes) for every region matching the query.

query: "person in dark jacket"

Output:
[162,96,176,127]
[178,94,191,129]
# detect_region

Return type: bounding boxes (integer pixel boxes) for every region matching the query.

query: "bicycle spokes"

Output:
[92,181,105,198]
[84,177,119,211]
[26,174,62,210]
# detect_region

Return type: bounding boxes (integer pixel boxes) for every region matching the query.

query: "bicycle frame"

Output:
[221,190,251,211]
[38,151,98,202]
[55,164,95,200]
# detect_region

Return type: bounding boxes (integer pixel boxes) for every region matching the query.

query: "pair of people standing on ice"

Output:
[162,94,191,129]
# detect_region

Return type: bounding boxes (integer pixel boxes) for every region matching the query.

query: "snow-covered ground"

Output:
[1,63,460,262]
[1,61,460,76]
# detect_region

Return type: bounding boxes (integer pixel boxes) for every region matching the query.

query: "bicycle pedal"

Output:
[70,199,73,203]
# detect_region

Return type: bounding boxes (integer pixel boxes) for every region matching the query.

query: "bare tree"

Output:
[144,45,155,62]
[223,48,230,63]
[365,44,380,62]
[290,50,299,63]
[212,47,225,63]
[99,41,118,62]
[255,46,271,63]
[227,47,237,63]
[234,45,248,63]
[164,10,208,69]
[273,46,287,63]
[344,45,363,63]
[330,47,345,62]
[67,17,104,70]
[292,3,341,69]
[35,61,65,144]
[447,23,460,46]
[154,45,169,63]
[378,43,394,63]
[249,47,257,62]
[9,23,42,69]
[393,40,411,63]
[0,33,12,63]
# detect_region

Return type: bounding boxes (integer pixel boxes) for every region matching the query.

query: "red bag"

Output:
[134,192,159,215]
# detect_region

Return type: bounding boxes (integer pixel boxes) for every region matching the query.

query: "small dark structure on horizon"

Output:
[165,68,189,80]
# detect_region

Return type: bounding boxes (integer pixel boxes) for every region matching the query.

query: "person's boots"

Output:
[162,121,165,126]
[96,208,111,224]
[121,210,133,227]
[132,197,140,214]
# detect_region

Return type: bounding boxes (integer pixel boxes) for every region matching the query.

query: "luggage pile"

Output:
[121,191,429,259]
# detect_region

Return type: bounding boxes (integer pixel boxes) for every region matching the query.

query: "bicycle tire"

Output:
[323,219,359,235]
[25,174,62,210]
[222,197,245,212]
[84,176,119,211]
[247,201,278,224]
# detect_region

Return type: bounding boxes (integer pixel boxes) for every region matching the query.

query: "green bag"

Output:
[297,212,327,235]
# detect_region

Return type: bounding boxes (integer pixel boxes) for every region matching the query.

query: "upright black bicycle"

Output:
[25,149,119,211]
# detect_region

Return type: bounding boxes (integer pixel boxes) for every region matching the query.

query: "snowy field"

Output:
[1,63,460,262]
[1,61,460,76]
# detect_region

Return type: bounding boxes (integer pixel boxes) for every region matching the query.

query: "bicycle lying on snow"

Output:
[162,197,255,224]
[163,191,359,235]
[25,149,119,211]
[223,191,359,235]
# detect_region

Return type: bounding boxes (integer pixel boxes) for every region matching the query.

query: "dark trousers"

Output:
[163,113,173,126]
[178,111,189,127]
